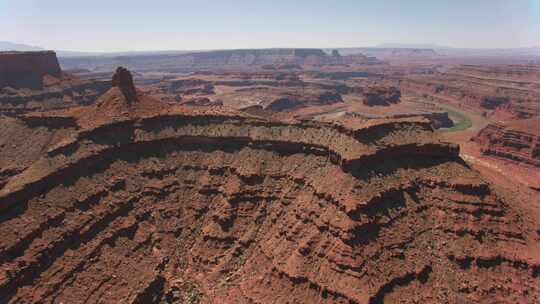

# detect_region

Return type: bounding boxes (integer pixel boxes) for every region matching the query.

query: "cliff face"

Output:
[60,48,380,72]
[0,51,110,115]
[0,69,539,303]
[0,51,62,89]
[0,80,110,116]
[473,121,540,167]
[351,111,453,129]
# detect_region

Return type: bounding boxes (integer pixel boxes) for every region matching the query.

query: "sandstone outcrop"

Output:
[164,79,215,96]
[0,51,61,90]
[111,67,137,102]
[362,86,401,106]
[0,68,539,303]
[180,97,223,107]
[251,91,343,112]
[480,96,510,110]
[0,51,110,115]
[156,73,347,113]
[408,111,453,129]
[473,120,540,167]
[346,111,454,129]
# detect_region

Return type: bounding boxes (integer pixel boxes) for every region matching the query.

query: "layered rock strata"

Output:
[473,122,540,167]
[0,51,109,115]
[0,51,61,90]
[362,86,401,106]
[0,68,538,304]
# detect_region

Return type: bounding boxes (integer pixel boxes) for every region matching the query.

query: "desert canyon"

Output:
[0,46,539,303]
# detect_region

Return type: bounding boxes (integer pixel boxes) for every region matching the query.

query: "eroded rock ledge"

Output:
[473,122,540,167]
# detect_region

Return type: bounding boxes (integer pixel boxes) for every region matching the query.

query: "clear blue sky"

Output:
[1,0,539,51]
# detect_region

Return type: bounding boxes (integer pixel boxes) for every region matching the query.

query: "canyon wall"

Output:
[59,48,380,72]
[473,122,540,167]
[0,51,62,89]
[2,106,538,303]
[0,51,110,115]
[400,64,540,119]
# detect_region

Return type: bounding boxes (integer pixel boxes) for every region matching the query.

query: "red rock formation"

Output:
[399,64,540,119]
[480,96,510,110]
[111,66,137,102]
[264,91,343,112]
[0,51,110,115]
[0,69,539,303]
[180,97,223,107]
[346,111,454,129]
[473,120,540,167]
[362,86,401,106]
[165,78,215,96]
[0,51,61,90]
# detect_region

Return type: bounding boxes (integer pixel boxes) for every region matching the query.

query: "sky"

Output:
[1,0,539,52]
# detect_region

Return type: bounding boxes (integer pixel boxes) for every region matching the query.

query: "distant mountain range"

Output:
[0,41,190,57]
[435,47,540,57]
[0,41,44,52]
[2,41,540,59]
[375,43,452,49]
[1,41,95,57]
[374,43,540,57]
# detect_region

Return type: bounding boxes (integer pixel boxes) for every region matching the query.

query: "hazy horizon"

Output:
[2,0,539,52]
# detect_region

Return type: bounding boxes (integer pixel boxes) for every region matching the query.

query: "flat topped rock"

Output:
[0,51,62,90]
